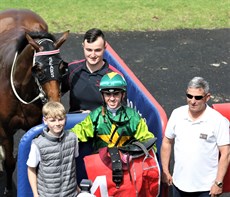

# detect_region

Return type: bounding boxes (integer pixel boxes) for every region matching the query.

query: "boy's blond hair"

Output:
[42,101,66,119]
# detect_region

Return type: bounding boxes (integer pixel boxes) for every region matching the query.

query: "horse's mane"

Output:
[0,30,56,69]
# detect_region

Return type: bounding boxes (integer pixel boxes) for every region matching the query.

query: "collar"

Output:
[107,106,121,116]
[185,104,210,123]
[106,106,130,125]
[42,127,65,142]
[83,59,109,74]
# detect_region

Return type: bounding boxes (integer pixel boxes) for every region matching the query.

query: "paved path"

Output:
[60,28,230,197]
[60,28,230,116]
[1,29,229,196]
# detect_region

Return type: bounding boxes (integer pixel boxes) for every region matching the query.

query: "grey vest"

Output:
[33,128,78,197]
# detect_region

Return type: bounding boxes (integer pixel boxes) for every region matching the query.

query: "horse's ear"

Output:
[25,33,42,51]
[54,30,70,49]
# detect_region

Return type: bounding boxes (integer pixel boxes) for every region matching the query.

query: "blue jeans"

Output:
[172,184,210,197]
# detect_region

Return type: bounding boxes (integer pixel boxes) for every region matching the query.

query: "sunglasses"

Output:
[186,93,207,100]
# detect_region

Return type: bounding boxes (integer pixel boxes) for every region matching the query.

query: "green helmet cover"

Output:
[99,72,127,92]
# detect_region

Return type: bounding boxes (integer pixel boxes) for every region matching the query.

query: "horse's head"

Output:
[25,31,69,103]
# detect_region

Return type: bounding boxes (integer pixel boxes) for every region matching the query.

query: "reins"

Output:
[10,51,43,104]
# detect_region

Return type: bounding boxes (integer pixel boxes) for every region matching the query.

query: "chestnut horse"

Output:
[0,9,69,195]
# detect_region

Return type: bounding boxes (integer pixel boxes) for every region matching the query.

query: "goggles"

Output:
[103,91,121,97]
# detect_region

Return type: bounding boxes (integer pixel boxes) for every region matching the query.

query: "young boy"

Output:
[27,101,79,197]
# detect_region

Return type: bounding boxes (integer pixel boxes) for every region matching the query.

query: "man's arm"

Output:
[28,166,39,197]
[160,136,174,186]
[71,115,94,142]
[61,72,70,95]
[134,118,154,142]
[216,145,230,183]
[210,144,230,196]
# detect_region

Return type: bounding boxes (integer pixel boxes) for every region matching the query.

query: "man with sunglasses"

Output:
[161,77,229,197]
[71,72,155,151]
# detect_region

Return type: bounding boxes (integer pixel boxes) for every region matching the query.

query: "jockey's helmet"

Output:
[99,72,127,92]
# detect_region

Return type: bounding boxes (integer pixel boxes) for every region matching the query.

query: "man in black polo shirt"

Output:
[62,28,120,113]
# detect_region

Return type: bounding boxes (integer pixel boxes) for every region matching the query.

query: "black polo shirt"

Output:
[64,59,119,112]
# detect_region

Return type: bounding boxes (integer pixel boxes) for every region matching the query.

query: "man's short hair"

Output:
[187,77,210,94]
[83,28,105,45]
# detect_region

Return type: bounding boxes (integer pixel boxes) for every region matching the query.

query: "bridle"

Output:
[10,38,63,105]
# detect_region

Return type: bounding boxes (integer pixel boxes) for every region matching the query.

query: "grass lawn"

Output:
[0,0,229,33]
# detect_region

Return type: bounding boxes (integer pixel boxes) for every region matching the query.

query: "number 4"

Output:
[90,175,109,197]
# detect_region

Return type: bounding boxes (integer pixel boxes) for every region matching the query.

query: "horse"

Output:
[0,9,69,195]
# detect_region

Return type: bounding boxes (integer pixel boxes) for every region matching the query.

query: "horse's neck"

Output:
[14,45,34,86]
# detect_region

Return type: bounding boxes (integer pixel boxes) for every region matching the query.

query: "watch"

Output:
[215,181,223,188]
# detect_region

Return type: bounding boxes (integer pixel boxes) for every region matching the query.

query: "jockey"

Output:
[71,71,155,151]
